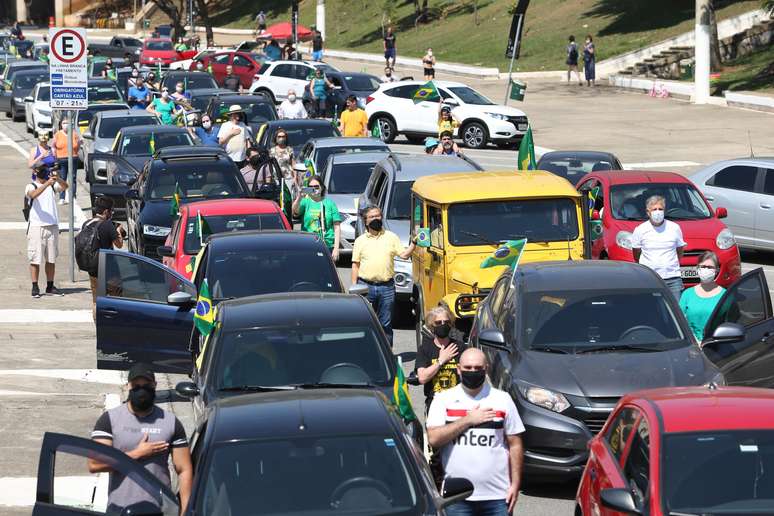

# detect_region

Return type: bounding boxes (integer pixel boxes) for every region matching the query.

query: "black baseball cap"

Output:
[128,363,156,382]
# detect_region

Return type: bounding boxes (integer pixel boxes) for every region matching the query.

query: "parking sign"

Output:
[49,28,88,109]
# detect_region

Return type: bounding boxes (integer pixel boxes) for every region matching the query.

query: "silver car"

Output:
[689,157,774,251]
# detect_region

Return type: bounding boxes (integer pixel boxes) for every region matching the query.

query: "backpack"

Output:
[75,219,104,275]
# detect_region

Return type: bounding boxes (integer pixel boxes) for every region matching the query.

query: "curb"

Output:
[322,49,501,79]
[724,91,774,113]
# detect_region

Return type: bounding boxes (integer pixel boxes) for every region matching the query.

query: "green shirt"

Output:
[152,97,176,125]
[298,197,341,250]
[679,286,726,341]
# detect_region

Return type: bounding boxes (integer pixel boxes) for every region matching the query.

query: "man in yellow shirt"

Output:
[352,206,416,345]
[339,95,369,137]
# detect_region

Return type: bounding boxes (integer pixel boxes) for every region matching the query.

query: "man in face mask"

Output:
[278,88,308,120]
[351,206,417,345]
[426,348,524,516]
[631,194,686,300]
[89,363,193,514]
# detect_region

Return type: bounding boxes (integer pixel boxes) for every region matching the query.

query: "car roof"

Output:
[98,109,155,119]
[164,70,212,77]
[119,124,188,135]
[210,389,395,442]
[310,137,387,148]
[208,229,325,251]
[156,145,227,159]
[183,198,281,216]
[263,119,335,129]
[412,170,581,203]
[515,260,663,293]
[540,150,619,161]
[13,69,48,78]
[378,154,483,180]
[381,79,467,89]
[330,151,391,165]
[692,157,774,171]
[622,387,774,433]
[589,170,692,184]
[214,94,272,104]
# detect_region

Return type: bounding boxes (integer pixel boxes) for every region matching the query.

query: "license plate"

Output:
[681,267,699,279]
[517,124,529,131]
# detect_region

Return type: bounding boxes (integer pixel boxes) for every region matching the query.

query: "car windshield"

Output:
[190,94,216,113]
[37,86,50,101]
[147,159,246,200]
[98,116,158,138]
[183,213,285,254]
[14,73,46,90]
[664,430,774,515]
[387,181,413,219]
[328,162,376,194]
[166,75,218,90]
[448,199,579,245]
[522,289,686,352]
[315,146,385,173]
[538,156,617,181]
[146,40,173,51]
[78,105,128,127]
[610,182,711,221]
[119,131,193,156]
[448,86,494,105]
[216,101,276,124]
[199,434,416,515]
[87,85,123,102]
[343,75,381,91]
[272,124,339,149]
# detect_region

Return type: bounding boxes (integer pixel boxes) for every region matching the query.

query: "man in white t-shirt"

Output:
[25,165,68,298]
[426,348,524,516]
[217,105,251,167]
[277,89,308,119]
[630,194,686,300]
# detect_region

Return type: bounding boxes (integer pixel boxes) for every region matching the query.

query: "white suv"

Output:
[365,80,529,149]
[24,82,53,136]
[249,60,338,103]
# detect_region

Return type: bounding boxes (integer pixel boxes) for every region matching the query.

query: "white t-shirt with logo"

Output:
[25,182,63,227]
[630,219,686,279]
[426,382,524,501]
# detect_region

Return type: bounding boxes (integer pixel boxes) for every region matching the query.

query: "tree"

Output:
[152,0,186,40]
[707,0,722,71]
[194,0,216,47]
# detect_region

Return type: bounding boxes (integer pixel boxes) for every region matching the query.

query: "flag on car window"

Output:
[393,357,417,422]
[509,79,526,101]
[415,228,431,248]
[148,132,156,155]
[588,186,600,217]
[169,183,182,217]
[185,255,195,275]
[480,238,527,269]
[195,211,212,246]
[517,127,536,171]
[412,81,440,104]
[194,279,215,336]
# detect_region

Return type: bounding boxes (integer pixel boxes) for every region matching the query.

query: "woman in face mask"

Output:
[193,115,220,146]
[679,251,726,342]
[292,174,342,261]
[422,47,436,81]
[269,129,296,191]
[146,87,177,125]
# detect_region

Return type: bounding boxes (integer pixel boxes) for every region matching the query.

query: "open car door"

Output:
[96,249,196,373]
[88,153,141,221]
[33,432,179,516]
[702,268,774,387]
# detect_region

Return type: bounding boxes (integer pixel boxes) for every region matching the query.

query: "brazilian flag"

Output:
[412,80,440,104]
[415,228,431,248]
[185,255,196,275]
[169,183,182,217]
[588,186,600,217]
[517,126,537,171]
[371,120,382,140]
[194,279,215,336]
[393,358,416,422]
[149,132,156,155]
[480,238,527,269]
[302,159,315,186]
[279,180,292,224]
[195,211,212,246]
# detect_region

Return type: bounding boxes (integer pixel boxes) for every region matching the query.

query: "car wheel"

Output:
[372,115,396,144]
[574,504,583,516]
[26,120,32,133]
[413,289,425,352]
[462,122,488,149]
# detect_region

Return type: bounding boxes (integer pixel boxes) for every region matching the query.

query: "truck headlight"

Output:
[615,230,633,250]
[520,385,571,413]
[716,228,735,250]
[143,225,171,237]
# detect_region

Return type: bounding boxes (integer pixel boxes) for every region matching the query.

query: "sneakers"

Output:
[31,285,40,298]
[45,285,64,296]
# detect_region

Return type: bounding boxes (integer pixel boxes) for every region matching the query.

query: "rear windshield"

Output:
[314,146,386,173]
[165,74,218,90]
[87,84,123,102]
[539,156,617,182]
[328,162,376,194]
[146,40,173,51]
[98,116,158,138]
[119,131,193,156]
[77,105,128,126]
[147,159,246,200]
[183,213,286,254]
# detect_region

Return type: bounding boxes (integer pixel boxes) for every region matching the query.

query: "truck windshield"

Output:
[448,198,579,245]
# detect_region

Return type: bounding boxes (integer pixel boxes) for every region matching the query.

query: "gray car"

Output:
[0,68,48,121]
[356,153,484,301]
[689,157,774,251]
[296,137,390,180]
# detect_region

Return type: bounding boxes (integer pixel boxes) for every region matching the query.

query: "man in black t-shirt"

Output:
[222,65,241,92]
[383,27,396,68]
[88,196,125,319]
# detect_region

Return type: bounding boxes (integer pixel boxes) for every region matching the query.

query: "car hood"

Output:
[613,217,726,240]
[123,155,151,171]
[327,193,359,215]
[460,103,526,117]
[517,344,715,398]
[138,199,176,229]
[94,138,114,153]
[384,218,411,246]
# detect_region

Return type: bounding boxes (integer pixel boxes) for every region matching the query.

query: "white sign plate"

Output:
[49,28,88,109]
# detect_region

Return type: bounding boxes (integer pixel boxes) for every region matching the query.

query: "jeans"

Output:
[366,282,395,346]
[663,276,684,301]
[57,159,75,200]
[444,499,509,516]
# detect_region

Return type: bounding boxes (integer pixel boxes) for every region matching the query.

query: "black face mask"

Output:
[460,369,486,389]
[129,385,156,411]
[249,156,261,168]
[433,322,451,339]
[368,219,383,231]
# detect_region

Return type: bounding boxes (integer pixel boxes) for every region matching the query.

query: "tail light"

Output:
[365,95,374,104]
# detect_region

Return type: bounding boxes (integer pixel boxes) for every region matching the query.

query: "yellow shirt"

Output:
[352,230,404,282]
[438,119,459,135]
[340,108,368,137]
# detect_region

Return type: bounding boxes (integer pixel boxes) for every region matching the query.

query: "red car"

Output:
[159,198,291,279]
[577,170,741,287]
[190,51,264,89]
[576,386,774,516]
[139,38,179,67]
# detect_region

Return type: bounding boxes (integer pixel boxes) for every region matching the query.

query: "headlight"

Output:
[394,257,412,273]
[615,230,633,250]
[716,228,735,250]
[704,371,726,387]
[39,109,51,117]
[520,385,570,413]
[14,96,22,103]
[143,225,171,237]
[115,172,137,184]
[485,112,508,121]
[135,49,141,55]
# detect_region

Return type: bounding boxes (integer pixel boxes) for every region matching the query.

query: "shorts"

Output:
[424,67,435,78]
[384,48,396,60]
[312,50,323,61]
[27,224,58,265]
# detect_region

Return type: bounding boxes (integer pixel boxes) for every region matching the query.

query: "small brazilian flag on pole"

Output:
[302,159,315,186]
[412,80,440,104]
[194,279,215,336]
[588,186,600,217]
[169,183,182,217]
[517,127,537,171]
[415,228,431,247]
[509,79,526,101]
[196,211,212,246]
[149,132,156,155]
[480,238,527,269]
[393,356,416,422]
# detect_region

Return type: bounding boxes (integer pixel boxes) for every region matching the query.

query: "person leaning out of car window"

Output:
[679,251,726,342]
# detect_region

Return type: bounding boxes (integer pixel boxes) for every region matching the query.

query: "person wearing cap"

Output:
[218,105,251,167]
[89,364,193,514]
[438,103,459,136]
[424,137,438,154]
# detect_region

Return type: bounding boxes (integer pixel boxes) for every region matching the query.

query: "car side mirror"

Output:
[478,328,510,352]
[703,322,745,348]
[167,291,193,306]
[600,488,641,515]
[82,131,93,140]
[348,283,369,296]
[716,207,728,219]
[24,95,32,102]
[440,477,474,508]
[125,189,141,200]
[406,370,420,386]
[175,381,200,399]
[156,245,174,258]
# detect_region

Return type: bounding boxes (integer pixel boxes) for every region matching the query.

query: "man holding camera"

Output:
[26,165,68,298]
[86,196,126,319]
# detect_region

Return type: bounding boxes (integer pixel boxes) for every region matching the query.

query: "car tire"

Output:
[26,121,32,133]
[414,289,425,352]
[461,122,488,149]
[372,115,396,144]
[574,504,583,516]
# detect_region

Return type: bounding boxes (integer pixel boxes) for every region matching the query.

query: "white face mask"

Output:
[202,121,211,129]
[698,266,717,284]
[162,91,169,99]
[649,209,665,225]
[288,94,296,102]
[427,50,433,56]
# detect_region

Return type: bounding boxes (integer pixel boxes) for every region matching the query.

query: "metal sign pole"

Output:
[68,109,75,282]
[504,14,523,106]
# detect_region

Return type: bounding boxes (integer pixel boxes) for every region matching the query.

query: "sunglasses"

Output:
[433,319,451,326]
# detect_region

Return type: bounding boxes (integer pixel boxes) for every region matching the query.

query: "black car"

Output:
[187,87,232,114]
[205,92,277,134]
[34,390,473,515]
[471,260,723,479]
[537,150,624,183]
[0,68,48,120]
[86,78,126,103]
[160,70,219,91]
[255,118,341,157]
[94,230,343,372]
[92,146,249,258]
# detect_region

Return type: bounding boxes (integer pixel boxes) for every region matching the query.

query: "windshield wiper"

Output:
[218,385,298,392]
[576,344,661,354]
[529,346,570,354]
[460,230,501,247]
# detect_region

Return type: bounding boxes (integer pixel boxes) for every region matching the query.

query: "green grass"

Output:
[712,44,774,94]
[207,0,762,71]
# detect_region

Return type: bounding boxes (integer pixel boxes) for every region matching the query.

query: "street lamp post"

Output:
[694,0,711,104]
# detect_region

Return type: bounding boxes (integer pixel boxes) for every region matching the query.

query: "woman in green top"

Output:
[679,251,726,341]
[292,175,342,261]
[146,88,177,125]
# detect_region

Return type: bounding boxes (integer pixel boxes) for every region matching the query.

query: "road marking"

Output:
[0,132,29,158]
[0,369,125,385]
[0,389,96,396]
[0,310,93,323]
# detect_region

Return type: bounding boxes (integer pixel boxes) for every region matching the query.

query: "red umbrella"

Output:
[262,22,313,41]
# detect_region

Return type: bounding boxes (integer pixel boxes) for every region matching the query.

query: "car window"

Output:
[412,196,424,229]
[384,84,419,99]
[708,165,758,192]
[623,417,650,509]
[294,65,312,80]
[37,85,50,101]
[145,40,173,51]
[166,74,218,90]
[147,159,245,200]
[370,169,388,203]
[488,277,509,322]
[447,86,494,105]
[183,213,286,254]
[610,183,710,221]
[272,64,295,78]
[427,204,443,249]
[328,162,375,194]
[542,158,612,181]
[763,168,774,195]
[232,54,252,68]
[212,53,230,65]
[706,271,768,334]
[605,407,640,462]
[344,75,381,91]
[257,62,271,75]
[103,253,194,302]
[275,124,339,149]
[98,116,158,139]
[87,84,123,102]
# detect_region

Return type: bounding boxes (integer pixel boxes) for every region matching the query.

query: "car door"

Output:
[425,203,447,309]
[268,63,297,100]
[209,52,231,83]
[96,250,196,373]
[755,167,774,249]
[700,164,759,246]
[618,415,652,516]
[702,268,774,387]
[382,84,420,132]
[232,53,256,89]
[33,432,179,516]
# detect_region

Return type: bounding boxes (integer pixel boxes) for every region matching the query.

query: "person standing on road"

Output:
[222,65,242,93]
[566,35,582,85]
[309,69,333,118]
[270,128,297,190]
[383,27,397,69]
[255,10,267,32]
[127,76,151,109]
[27,132,56,171]
[278,89,308,119]
[631,194,686,300]
[89,364,193,515]
[426,348,524,516]
[422,48,436,80]
[583,35,596,87]
[193,114,220,146]
[85,196,125,320]
[26,165,68,298]
[312,30,325,61]
[293,174,342,261]
[339,95,368,137]
[679,251,726,341]
[218,105,250,168]
[52,120,80,205]
[351,206,416,345]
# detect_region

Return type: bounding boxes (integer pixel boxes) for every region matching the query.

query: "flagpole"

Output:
[504,14,524,106]
[198,210,203,247]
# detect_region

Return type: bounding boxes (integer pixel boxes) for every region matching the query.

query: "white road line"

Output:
[0,369,125,385]
[0,310,93,323]
[0,134,29,158]
[0,390,97,396]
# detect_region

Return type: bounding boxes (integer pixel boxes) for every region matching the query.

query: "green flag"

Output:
[480,238,527,269]
[149,132,155,155]
[371,120,382,140]
[412,80,440,104]
[509,79,526,101]
[196,211,212,246]
[193,279,215,336]
[393,357,416,422]
[207,62,213,75]
[415,228,431,248]
[331,105,339,129]
[169,183,182,217]
[517,127,537,171]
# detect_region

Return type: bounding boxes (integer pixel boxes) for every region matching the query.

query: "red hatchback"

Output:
[576,386,774,516]
[190,51,264,89]
[139,38,180,67]
[159,198,291,279]
[577,171,741,287]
